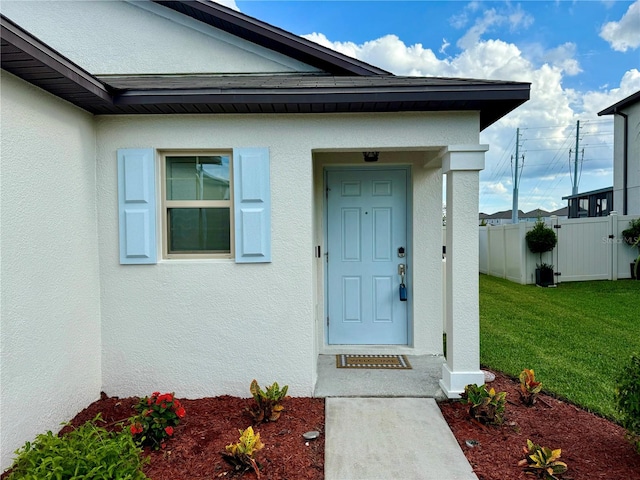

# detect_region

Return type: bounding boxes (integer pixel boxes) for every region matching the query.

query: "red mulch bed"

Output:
[439,370,640,480]
[3,371,640,480]
[56,395,323,480]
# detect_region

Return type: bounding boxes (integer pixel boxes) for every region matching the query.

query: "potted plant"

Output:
[525,219,558,287]
[621,218,640,280]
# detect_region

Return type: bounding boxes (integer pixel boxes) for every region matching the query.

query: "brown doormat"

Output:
[336,354,412,369]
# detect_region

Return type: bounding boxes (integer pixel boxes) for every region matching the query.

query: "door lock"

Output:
[398,246,405,258]
[398,264,407,301]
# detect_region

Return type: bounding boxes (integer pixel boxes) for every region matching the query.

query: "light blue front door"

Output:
[326,168,408,345]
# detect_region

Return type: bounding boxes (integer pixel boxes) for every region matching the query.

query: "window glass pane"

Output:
[166,156,230,201]
[168,208,230,253]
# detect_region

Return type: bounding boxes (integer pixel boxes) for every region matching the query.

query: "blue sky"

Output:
[223,0,640,214]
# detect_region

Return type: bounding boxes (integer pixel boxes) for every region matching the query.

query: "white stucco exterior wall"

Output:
[96,112,478,400]
[612,100,640,215]
[0,72,102,471]
[0,0,320,75]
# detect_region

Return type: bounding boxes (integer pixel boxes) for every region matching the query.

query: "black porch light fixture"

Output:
[363,151,379,162]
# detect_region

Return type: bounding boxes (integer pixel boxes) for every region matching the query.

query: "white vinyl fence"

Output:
[479,212,640,284]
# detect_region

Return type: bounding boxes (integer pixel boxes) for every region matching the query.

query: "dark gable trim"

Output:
[1,13,530,130]
[0,15,112,108]
[598,90,640,116]
[153,0,389,76]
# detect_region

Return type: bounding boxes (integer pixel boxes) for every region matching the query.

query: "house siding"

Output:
[612,100,640,215]
[0,71,102,470]
[0,0,321,75]
[95,112,478,399]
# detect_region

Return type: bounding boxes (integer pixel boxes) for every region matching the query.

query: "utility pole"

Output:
[511,128,522,224]
[572,120,580,195]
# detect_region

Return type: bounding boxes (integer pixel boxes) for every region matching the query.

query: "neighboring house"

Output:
[480,208,564,225]
[550,206,569,219]
[479,209,525,225]
[598,90,640,216]
[0,0,529,469]
[562,186,614,218]
[520,208,551,222]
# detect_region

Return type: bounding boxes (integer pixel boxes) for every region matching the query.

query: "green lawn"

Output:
[479,274,640,421]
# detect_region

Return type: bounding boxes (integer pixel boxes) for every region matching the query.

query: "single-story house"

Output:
[479,209,526,225]
[598,90,640,216]
[0,0,530,470]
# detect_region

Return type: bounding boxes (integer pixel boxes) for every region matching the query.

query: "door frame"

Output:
[323,165,413,348]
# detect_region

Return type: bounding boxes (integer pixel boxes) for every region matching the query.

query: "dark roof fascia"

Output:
[153,0,389,76]
[562,186,613,200]
[0,14,112,105]
[106,76,530,130]
[598,90,640,116]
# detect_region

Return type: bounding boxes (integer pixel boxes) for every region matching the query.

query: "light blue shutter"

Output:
[233,148,271,263]
[117,149,157,264]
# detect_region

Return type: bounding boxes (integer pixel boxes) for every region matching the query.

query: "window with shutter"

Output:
[118,148,271,263]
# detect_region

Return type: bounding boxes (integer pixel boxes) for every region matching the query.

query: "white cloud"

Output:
[599,0,640,52]
[485,182,508,194]
[456,4,534,50]
[301,4,637,214]
[439,38,450,55]
[542,43,582,76]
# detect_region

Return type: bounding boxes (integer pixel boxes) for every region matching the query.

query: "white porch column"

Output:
[440,145,489,398]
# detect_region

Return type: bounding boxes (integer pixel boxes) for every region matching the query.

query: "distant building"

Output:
[520,208,550,222]
[549,206,568,218]
[598,90,640,216]
[479,209,524,225]
[562,187,614,218]
[479,207,567,225]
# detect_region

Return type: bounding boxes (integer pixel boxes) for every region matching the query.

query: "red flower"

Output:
[164,426,174,436]
[152,391,160,397]
[130,423,143,435]
[144,409,152,416]
[147,398,152,405]
[175,406,186,418]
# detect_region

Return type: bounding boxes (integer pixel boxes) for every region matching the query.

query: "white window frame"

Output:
[160,150,235,260]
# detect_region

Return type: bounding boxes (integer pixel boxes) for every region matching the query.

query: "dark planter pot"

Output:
[535,268,555,287]
[632,262,639,280]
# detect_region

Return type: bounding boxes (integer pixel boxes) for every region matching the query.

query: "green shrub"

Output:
[526,219,557,264]
[130,392,186,450]
[460,383,507,425]
[520,368,543,406]
[249,380,288,423]
[615,353,640,453]
[518,439,568,479]
[621,218,640,278]
[5,415,148,480]
[222,426,264,477]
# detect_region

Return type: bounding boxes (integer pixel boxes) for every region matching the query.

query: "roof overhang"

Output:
[1,13,530,131]
[0,14,113,110]
[598,90,640,116]
[562,186,613,200]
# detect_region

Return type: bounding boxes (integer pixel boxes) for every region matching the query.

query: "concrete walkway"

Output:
[317,355,478,480]
[324,397,478,480]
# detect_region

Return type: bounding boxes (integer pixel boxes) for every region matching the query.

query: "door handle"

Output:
[398,264,407,301]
